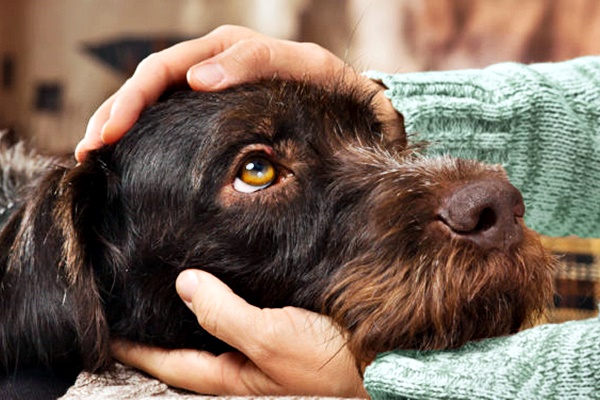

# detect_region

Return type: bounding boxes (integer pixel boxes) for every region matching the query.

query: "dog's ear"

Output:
[0,163,114,372]
[53,150,124,371]
[0,144,122,373]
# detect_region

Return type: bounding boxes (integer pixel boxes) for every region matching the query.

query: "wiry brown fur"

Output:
[322,149,555,361]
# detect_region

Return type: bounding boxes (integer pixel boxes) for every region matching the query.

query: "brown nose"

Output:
[438,179,525,251]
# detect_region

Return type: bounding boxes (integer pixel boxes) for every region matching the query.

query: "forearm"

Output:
[364,315,600,400]
[368,57,600,238]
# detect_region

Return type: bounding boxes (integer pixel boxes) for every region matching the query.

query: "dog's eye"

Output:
[233,157,277,193]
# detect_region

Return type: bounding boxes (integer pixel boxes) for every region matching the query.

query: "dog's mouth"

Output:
[323,226,557,365]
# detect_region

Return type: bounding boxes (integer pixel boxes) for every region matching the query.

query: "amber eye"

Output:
[233,157,277,193]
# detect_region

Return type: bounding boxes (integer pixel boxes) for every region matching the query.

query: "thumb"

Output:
[176,269,263,354]
[186,39,281,91]
[187,38,348,92]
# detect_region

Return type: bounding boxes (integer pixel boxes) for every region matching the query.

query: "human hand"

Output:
[112,270,367,397]
[76,24,399,161]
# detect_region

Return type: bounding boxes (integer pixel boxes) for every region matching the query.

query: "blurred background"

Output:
[0,0,599,321]
[2,0,600,153]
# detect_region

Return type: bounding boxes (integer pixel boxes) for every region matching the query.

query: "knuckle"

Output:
[221,39,275,80]
[134,52,159,74]
[246,310,282,360]
[249,338,277,363]
[195,301,221,336]
[212,24,237,36]
[215,38,275,80]
[301,42,338,67]
[299,41,326,54]
[243,39,273,66]
[133,51,169,79]
[211,24,252,39]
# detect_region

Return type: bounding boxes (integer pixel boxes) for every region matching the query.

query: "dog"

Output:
[0,80,556,398]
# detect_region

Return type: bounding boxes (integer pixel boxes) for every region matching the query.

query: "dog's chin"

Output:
[323,226,557,364]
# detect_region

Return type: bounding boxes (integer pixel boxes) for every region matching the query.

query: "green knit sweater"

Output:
[368,56,600,238]
[364,316,600,400]
[364,57,600,399]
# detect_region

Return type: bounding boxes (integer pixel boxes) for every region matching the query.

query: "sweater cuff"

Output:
[364,316,600,400]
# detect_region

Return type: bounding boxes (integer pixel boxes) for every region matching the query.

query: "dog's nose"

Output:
[438,179,525,251]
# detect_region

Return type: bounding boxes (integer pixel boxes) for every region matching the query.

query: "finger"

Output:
[187,39,278,90]
[187,39,349,92]
[111,340,220,392]
[84,93,115,142]
[177,270,344,366]
[176,270,265,355]
[99,57,184,145]
[99,81,155,145]
[74,136,105,163]
[101,26,260,143]
[85,26,256,149]
[111,340,280,395]
[75,94,117,161]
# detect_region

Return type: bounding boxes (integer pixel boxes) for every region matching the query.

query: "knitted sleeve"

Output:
[363,316,600,400]
[367,57,600,238]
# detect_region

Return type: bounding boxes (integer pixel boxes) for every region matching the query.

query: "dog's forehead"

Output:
[197,80,389,157]
[113,81,393,194]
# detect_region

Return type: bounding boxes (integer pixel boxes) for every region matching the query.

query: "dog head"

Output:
[0,80,556,373]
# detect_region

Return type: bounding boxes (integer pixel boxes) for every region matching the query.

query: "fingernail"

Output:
[176,270,200,307]
[190,63,225,87]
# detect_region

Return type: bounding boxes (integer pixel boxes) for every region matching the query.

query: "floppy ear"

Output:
[53,149,125,371]
[0,148,124,373]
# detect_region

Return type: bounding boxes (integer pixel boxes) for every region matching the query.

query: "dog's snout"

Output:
[438,179,525,251]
